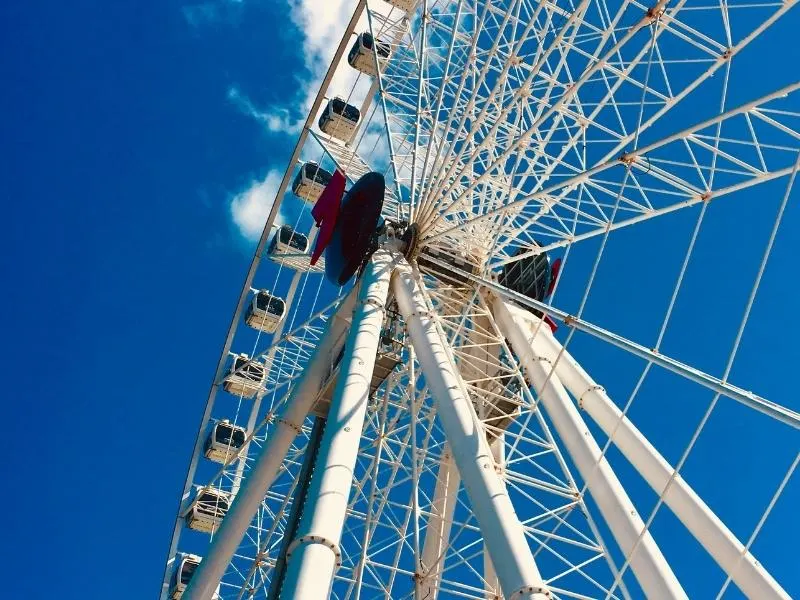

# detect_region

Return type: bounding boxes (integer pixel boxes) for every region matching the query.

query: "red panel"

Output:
[310,170,346,265]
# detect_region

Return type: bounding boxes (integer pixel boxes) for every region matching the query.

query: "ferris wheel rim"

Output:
[163,0,800,598]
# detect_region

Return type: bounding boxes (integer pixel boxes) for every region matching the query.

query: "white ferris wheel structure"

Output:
[160,0,800,598]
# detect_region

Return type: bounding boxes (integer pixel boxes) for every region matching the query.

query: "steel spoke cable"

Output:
[567,56,733,540]
[714,451,799,599]
[603,150,800,598]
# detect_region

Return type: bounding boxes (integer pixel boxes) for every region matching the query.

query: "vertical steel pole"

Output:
[419,446,461,599]
[266,417,327,599]
[491,298,687,599]
[393,262,549,600]
[280,249,396,600]
[503,303,790,600]
[183,289,358,600]
[483,435,504,600]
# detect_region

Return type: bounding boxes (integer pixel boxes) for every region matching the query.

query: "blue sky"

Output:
[1,0,798,598]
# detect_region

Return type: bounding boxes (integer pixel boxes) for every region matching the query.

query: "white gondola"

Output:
[291,161,332,203]
[222,353,265,398]
[204,419,247,463]
[318,97,360,141]
[268,225,309,255]
[170,554,219,599]
[386,0,418,11]
[186,487,231,533]
[267,225,323,272]
[347,32,391,77]
[245,290,286,333]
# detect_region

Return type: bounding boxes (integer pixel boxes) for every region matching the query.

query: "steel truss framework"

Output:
[161,0,800,598]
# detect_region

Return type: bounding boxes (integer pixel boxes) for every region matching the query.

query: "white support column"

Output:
[484,435,504,600]
[419,446,461,599]
[491,298,687,599]
[492,298,687,598]
[183,289,358,600]
[503,303,790,600]
[281,249,396,600]
[393,262,549,600]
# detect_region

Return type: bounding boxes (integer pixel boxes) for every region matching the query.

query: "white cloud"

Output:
[182,3,219,27]
[230,170,286,241]
[227,86,300,134]
[182,0,244,28]
[229,0,386,133]
[225,0,401,241]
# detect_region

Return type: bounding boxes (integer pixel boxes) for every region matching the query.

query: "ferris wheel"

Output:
[160,0,800,598]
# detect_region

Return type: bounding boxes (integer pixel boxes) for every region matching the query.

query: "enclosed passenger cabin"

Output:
[348,32,391,77]
[245,290,286,333]
[268,225,310,256]
[204,419,247,463]
[170,554,220,599]
[223,353,266,398]
[268,225,323,272]
[292,162,333,203]
[318,97,361,141]
[499,247,552,301]
[171,554,199,599]
[186,487,231,533]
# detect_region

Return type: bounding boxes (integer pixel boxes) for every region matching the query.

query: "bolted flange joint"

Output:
[509,584,551,599]
[286,534,343,568]
[362,297,387,310]
[578,385,604,410]
[277,417,304,435]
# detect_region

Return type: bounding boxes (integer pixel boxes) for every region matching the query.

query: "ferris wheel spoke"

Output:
[420,0,654,230]
[428,80,800,261]
[416,0,546,219]
[418,0,597,225]
[487,275,800,429]
[420,0,797,246]
[412,1,493,217]
[165,1,800,598]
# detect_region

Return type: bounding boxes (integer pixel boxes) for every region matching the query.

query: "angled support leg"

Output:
[183,288,359,599]
[491,297,687,599]
[280,248,397,600]
[483,435,504,600]
[419,446,460,599]
[393,261,549,600]
[500,301,790,600]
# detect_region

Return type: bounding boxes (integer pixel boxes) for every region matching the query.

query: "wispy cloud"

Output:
[229,170,286,242]
[182,0,243,28]
[227,86,300,134]
[227,0,372,134]
[207,0,399,242]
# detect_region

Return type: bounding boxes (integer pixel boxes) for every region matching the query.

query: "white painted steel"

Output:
[158,3,370,588]
[162,0,800,595]
[419,446,461,600]
[182,288,358,600]
[491,297,687,599]
[484,435,504,600]
[500,301,791,600]
[232,268,306,497]
[393,261,549,600]
[281,249,396,600]
[475,273,800,430]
